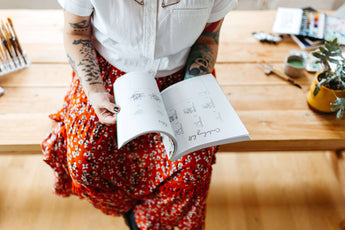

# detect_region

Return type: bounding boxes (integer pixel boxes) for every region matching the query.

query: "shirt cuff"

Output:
[57,0,94,16]
[207,0,238,23]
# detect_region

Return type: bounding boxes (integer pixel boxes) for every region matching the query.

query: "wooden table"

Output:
[0,9,344,155]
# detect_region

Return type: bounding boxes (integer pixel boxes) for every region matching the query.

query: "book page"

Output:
[272,8,303,35]
[272,8,325,39]
[113,72,176,149]
[161,74,250,161]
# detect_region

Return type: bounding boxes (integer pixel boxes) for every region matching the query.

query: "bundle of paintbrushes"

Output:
[0,18,30,76]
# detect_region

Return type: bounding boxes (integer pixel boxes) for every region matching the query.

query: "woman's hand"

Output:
[88,92,121,125]
[62,11,120,125]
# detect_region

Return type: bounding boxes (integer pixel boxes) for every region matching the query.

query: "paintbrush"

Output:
[0,17,29,76]
[258,61,302,89]
[6,18,27,65]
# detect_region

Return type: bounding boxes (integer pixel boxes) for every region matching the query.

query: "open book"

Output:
[272,7,345,45]
[113,72,250,161]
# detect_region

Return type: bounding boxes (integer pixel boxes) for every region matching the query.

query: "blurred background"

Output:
[0,0,344,10]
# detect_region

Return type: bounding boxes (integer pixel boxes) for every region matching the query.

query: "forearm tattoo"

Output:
[64,19,102,87]
[68,20,89,32]
[67,53,78,75]
[186,44,215,77]
[202,20,222,44]
[185,20,222,79]
[202,29,221,45]
[71,39,102,85]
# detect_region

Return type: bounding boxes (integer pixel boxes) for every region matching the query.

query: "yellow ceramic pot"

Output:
[307,73,345,112]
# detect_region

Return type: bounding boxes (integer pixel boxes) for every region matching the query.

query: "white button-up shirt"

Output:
[58,0,237,77]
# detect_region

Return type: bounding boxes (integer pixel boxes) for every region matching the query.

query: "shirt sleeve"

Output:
[207,0,238,23]
[57,0,94,16]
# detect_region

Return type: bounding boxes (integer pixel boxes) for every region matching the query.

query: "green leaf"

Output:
[325,42,332,50]
[331,103,341,111]
[318,78,328,85]
[333,49,343,55]
[329,58,340,64]
[336,109,344,120]
[319,46,327,54]
[313,86,320,96]
[312,52,324,59]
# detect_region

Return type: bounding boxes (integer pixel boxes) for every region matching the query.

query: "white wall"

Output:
[0,0,60,9]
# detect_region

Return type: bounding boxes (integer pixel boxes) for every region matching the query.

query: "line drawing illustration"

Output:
[215,112,223,121]
[193,116,203,128]
[134,109,144,115]
[130,92,145,102]
[158,120,168,127]
[173,122,184,135]
[156,110,164,116]
[168,109,178,122]
[198,90,209,97]
[183,102,196,114]
[149,93,161,103]
[202,98,215,109]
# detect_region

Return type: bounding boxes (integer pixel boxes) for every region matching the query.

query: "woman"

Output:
[42,0,237,229]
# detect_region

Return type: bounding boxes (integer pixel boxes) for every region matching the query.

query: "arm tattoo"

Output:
[67,53,78,75]
[202,30,221,45]
[185,20,222,79]
[185,44,215,78]
[69,20,89,32]
[202,20,222,44]
[72,39,102,85]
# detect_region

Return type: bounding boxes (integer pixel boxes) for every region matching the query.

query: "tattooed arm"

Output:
[184,19,224,79]
[63,10,119,125]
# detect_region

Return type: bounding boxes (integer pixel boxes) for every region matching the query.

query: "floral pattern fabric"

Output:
[41,54,217,230]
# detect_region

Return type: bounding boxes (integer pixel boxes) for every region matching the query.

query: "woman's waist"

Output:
[93,38,188,78]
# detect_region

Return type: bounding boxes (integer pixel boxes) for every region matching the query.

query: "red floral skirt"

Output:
[41,54,217,230]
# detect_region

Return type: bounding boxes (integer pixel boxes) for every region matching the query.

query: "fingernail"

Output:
[114,106,120,112]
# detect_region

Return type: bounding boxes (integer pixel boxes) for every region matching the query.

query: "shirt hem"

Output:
[57,0,93,17]
[207,0,238,23]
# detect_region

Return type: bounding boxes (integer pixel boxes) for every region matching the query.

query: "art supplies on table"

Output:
[288,49,321,73]
[272,7,345,46]
[258,61,302,89]
[0,18,30,76]
[283,54,306,78]
[290,34,324,50]
[252,31,283,44]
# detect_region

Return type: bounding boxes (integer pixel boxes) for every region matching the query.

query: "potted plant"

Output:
[307,38,345,119]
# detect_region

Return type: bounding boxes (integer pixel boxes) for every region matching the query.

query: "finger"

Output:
[99,113,117,125]
[103,101,121,114]
[107,93,115,103]
[94,107,117,125]
[154,135,163,142]
[114,105,121,113]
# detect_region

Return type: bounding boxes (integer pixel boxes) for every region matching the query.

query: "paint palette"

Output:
[0,18,30,76]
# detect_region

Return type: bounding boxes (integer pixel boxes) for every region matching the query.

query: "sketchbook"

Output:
[272,7,345,45]
[113,72,250,162]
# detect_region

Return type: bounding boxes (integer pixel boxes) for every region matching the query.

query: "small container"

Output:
[283,55,306,78]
